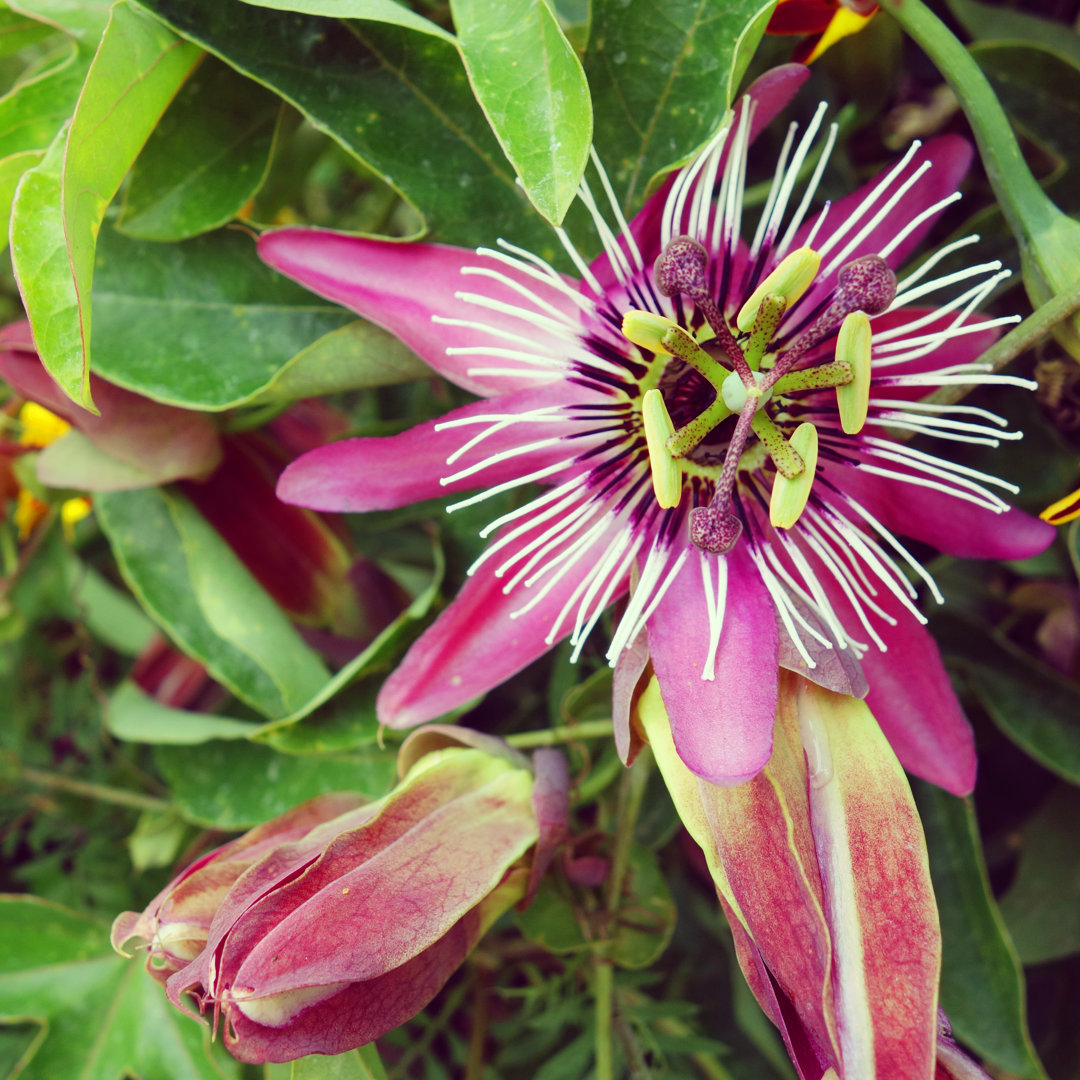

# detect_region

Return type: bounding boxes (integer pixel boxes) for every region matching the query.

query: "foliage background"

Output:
[0,0,1079,1077]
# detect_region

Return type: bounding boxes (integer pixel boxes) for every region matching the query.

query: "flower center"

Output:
[622,236,896,553]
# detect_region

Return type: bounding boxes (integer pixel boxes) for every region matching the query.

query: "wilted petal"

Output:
[796,679,941,1080]
[0,323,221,487]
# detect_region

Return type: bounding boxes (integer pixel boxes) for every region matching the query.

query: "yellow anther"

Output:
[642,389,682,509]
[769,422,819,529]
[835,311,872,434]
[622,310,682,355]
[18,401,70,448]
[736,247,821,333]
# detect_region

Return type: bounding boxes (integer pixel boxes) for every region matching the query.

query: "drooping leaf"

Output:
[90,225,354,410]
[585,0,778,214]
[914,783,1047,1080]
[155,738,396,828]
[9,2,200,410]
[0,895,238,1080]
[118,58,281,241]
[450,0,591,225]
[134,0,557,255]
[998,786,1080,965]
[238,0,454,42]
[95,487,329,720]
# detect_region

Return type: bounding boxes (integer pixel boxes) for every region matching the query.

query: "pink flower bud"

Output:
[113,740,553,1064]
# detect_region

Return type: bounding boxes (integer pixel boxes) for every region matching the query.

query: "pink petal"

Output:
[647,545,778,785]
[277,383,595,512]
[791,136,974,317]
[377,516,631,728]
[829,463,1055,561]
[258,230,580,398]
[860,602,977,796]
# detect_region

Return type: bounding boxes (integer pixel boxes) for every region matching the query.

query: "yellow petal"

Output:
[806,8,875,64]
[18,401,70,447]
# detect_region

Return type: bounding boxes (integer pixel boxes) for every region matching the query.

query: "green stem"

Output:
[921,278,1080,409]
[505,719,613,748]
[875,0,1060,242]
[594,749,654,1080]
[593,960,615,1080]
[10,763,172,813]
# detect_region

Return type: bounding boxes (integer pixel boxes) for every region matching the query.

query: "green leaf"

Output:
[609,844,675,969]
[291,1044,389,1080]
[245,319,429,408]
[0,8,57,55]
[118,58,281,241]
[0,49,88,159]
[972,42,1080,182]
[945,0,1080,69]
[95,487,329,720]
[585,0,777,214]
[237,0,454,43]
[0,895,238,1080]
[913,783,1046,1080]
[0,150,43,254]
[253,534,443,744]
[134,0,558,254]
[155,738,397,828]
[105,680,260,744]
[450,0,591,225]
[935,613,1080,784]
[998,786,1080,965]
[9,2,201,411]
[7,0,113,46]
[90,224,354,410]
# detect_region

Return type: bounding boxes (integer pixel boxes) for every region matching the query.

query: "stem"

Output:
[593,960,615,1080]
[505,719,613,748]
[10,763,172,812]
[921,278,1080,409]
[875,0,1059,242]
[595,748,654,1080]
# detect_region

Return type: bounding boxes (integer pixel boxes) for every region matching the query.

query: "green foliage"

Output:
[0,896,239,1080]
[0,1,1078,1078]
